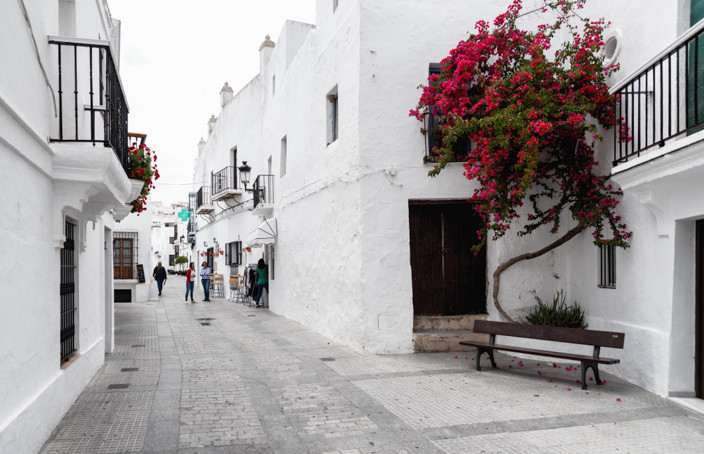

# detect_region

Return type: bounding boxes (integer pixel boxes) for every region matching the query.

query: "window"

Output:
[226,241,242,266]
[169,254,175,267]
[280,136,287,177]
[113,232,138,279]
[598,244,616,288]
[60,219,77,363]
[424,64,471,162]
[326,86,339,145]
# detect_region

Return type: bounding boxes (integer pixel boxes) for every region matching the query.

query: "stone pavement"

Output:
[40,277,704,454]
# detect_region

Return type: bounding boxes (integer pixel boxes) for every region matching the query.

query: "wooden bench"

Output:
[459,320,625,389]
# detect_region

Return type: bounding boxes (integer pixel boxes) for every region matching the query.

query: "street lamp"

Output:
[238,161,253,192]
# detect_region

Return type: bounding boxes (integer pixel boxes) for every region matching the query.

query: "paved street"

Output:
[40,276,704,454]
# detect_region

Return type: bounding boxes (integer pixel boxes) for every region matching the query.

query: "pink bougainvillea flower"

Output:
[567,387,572,391]
[616,398,621,402]
[585,392,590,395]
[553,363,557,368]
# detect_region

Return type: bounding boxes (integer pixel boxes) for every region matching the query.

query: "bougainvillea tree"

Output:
[410,0,630,321]
[128,142,160,214]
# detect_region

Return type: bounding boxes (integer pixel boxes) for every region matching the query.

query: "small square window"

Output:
[598,244,616,288]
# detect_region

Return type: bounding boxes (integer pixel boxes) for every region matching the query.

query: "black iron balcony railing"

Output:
[48,37,129,173]
[196,186,212,208]
[212,166,238,194]
[188,191,198,211]
[612,21,704,165]
[253,174,274,210]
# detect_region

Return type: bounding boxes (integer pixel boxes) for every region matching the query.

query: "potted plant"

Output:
[127,143,160,213]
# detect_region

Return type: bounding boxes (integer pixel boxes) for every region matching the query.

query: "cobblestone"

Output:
[40,277,704,453]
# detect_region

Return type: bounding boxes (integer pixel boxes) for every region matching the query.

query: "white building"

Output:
[190,0,704,402]
[0,1,143,452]
[150,201,191,272]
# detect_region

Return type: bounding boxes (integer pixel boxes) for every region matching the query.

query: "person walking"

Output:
[185,262,196,303]
[153,261,167,296]
[200,261,211,301]
[253,259,268,308]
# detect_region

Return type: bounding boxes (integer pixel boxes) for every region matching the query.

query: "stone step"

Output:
[412,330,490,353]
[413,314,487,332]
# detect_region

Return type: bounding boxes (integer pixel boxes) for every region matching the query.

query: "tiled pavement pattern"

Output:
[41,278,704,453]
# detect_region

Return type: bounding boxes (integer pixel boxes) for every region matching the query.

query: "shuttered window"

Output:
[225,241,242,266]
[688,0,704,130]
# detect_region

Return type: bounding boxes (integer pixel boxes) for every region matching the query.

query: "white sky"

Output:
[108,1,317,205]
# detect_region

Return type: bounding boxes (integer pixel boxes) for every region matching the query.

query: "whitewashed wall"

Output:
[0,0,128,451]
[191,0,704,398]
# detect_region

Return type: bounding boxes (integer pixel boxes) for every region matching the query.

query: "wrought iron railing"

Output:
[48,37,129,173]
[612,21,704,165]
[212,166,238,194]
[196,186,211,208]
[253,174,274,210]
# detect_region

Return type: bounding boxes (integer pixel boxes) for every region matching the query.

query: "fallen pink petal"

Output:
[616,398,622,402]
[537,371,542,375]
[567,387,572,391]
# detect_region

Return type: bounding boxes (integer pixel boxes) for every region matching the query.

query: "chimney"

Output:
[207,115,217,135]
[197,137,206,154]
[220,82,233,107]
[259,34,275,74]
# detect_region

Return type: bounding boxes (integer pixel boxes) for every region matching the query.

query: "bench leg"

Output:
[476,347,497,371]
[581,361,602,390]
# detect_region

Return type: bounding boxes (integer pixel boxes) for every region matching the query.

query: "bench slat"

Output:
[472,320,625,349]
[459,341,620,365]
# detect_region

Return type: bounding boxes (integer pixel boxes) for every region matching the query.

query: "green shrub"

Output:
[524,290,588,329]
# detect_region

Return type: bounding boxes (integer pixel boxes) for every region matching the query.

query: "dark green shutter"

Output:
[688,0,704,129]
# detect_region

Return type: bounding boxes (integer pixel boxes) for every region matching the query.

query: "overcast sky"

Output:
[108,1,317,205]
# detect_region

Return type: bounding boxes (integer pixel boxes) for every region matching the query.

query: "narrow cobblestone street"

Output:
[40,277,704,453]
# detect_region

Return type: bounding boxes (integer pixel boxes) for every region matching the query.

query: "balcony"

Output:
[48,36,129,173]
[252,174,274,216]
[47,36,139,225]
[612,21,704,168]
[196,186,214,214]
[211,166,243,201]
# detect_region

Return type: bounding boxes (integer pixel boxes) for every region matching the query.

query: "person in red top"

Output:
[185,262,196,303]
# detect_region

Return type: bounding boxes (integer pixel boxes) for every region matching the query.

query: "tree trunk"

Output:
[492,222,587,322]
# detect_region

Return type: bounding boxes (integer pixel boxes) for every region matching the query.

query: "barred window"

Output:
[598,244,616,288]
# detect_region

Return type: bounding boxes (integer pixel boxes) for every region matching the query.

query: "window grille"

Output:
[60,220,77,363]
[598,244,616,288]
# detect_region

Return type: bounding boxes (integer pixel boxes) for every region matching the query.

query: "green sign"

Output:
[178,208,191,221]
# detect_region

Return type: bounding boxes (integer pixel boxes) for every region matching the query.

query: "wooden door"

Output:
[696,220,704,398]
[113,238,133,279]
[409,201,486,315]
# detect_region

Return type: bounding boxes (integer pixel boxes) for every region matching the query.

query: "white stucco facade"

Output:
[0,1,139,451]
[189,0,704,400]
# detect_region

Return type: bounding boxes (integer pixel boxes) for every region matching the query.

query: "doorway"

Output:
[696,220,704,397]
[408,200,486,315]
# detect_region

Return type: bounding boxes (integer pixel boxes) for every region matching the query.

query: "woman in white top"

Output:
[200,261,211,301]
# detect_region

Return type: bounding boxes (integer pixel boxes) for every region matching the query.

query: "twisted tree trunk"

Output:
[492,222,587,322]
